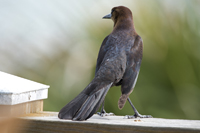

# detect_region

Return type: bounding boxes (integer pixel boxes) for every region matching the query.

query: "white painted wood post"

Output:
[0,71,49,116]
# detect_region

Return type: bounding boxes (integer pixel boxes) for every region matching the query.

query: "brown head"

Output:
[103,6,134,31]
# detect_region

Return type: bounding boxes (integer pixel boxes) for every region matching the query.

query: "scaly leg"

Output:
[97,100,115,117]
[124,97,152,118]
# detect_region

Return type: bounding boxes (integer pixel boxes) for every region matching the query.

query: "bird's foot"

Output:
[124,113,152,119]
[97,109,115,117]
[97,112,115,117]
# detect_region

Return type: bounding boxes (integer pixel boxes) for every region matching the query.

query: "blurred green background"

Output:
[0,0,200,120]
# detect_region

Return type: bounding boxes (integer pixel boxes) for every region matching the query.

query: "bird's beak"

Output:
[103,13,112,19]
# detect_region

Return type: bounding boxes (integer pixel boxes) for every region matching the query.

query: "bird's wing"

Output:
[95,35,109,75]
[118,35,143,109]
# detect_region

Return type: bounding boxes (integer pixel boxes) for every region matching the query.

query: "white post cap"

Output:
[0,71,49,105]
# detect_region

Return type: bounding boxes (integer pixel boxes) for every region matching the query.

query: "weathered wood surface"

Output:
[15,112,200,133]
[0,100,43,117]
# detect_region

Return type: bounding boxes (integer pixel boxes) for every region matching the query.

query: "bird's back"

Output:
[95,32,137,85]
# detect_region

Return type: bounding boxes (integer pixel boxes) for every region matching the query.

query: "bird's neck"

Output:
[112,17,136,35]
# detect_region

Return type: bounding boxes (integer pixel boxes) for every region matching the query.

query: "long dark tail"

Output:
[58,79,112,121]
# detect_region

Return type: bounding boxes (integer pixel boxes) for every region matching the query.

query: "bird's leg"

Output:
[124,97,152,119]
[97,100,115,117]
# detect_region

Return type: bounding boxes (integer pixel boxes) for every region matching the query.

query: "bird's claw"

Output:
[97,112,115,117]
[124,114,153,119]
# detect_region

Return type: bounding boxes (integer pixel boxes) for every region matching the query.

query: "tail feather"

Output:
[73,87,108,121]
[85,86,110,120]
[58,81,112,121]
[58,93,88,119]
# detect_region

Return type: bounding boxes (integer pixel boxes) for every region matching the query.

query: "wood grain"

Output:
[12,112,200,133]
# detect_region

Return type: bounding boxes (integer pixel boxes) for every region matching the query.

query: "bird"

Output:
[58,6,152,121]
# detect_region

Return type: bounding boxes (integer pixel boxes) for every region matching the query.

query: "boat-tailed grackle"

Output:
[58,6,152,121]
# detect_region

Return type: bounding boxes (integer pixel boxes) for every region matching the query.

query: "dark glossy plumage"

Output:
[58,6,151,121]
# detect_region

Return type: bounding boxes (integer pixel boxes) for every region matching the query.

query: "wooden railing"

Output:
[15,112,200,133]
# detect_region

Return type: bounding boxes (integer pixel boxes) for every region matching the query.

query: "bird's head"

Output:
[103,6,133,27]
